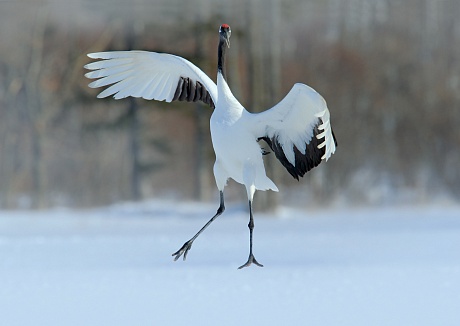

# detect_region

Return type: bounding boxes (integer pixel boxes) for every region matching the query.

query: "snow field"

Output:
[1,202,459,326]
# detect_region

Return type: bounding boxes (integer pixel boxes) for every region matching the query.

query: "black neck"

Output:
[217,37,227,79]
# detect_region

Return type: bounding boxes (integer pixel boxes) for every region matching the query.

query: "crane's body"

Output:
[211,73,278,196]
[85,24,337,268]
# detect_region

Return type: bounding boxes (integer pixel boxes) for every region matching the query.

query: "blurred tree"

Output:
[1,0,460,208]
[24,8,48,208]
[125,22,142,201]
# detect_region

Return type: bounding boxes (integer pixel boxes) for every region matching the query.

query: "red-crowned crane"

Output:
[84,24,337,269]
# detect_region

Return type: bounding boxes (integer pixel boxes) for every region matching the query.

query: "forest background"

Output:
[1,0,459,209]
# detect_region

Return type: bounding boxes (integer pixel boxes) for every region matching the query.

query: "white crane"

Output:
[85,24,337,269]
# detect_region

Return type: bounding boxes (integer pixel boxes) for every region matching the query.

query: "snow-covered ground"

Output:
[1,201,459,326]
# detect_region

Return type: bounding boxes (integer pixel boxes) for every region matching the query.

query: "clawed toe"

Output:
[172,240,193,261]
[238,253,264,269]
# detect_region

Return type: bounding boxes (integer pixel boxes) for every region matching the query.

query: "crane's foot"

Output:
[172,240,193,261]
[238,253,264,269]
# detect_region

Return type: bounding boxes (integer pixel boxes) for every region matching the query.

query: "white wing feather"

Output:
[251,83,336,164]
[85,51,217,104]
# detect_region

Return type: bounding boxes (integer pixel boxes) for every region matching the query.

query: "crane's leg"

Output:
[238,200,264,269]
[239,162,264,269]
[172,191,225,261]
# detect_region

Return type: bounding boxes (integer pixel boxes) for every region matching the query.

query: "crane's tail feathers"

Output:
[255,177,279,192]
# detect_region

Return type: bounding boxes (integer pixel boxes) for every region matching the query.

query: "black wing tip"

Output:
[172,76,214,108]
[259,123,326,180]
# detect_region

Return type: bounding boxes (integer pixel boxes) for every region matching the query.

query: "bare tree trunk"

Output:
[126,22,142,201]
[128,97,141,200]
[192,14,211,201]
[25,8,48,208]
[0,66,23,208]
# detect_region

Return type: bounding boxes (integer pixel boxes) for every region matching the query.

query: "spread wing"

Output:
[84,51,217,108]
[252,83,337,180]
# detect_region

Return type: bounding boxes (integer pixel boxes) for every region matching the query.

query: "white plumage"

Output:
[252,83,335,162]
[85,24,336,269]
[85,51,217,102]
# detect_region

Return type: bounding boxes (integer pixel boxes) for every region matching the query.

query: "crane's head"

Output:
[219,24,231,48]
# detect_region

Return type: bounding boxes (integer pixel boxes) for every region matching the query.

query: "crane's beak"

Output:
[219,27,231,48]
[224,32,231,48]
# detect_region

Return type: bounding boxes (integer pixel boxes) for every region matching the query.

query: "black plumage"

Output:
[259,122,337,180]
[172,77,215,108]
